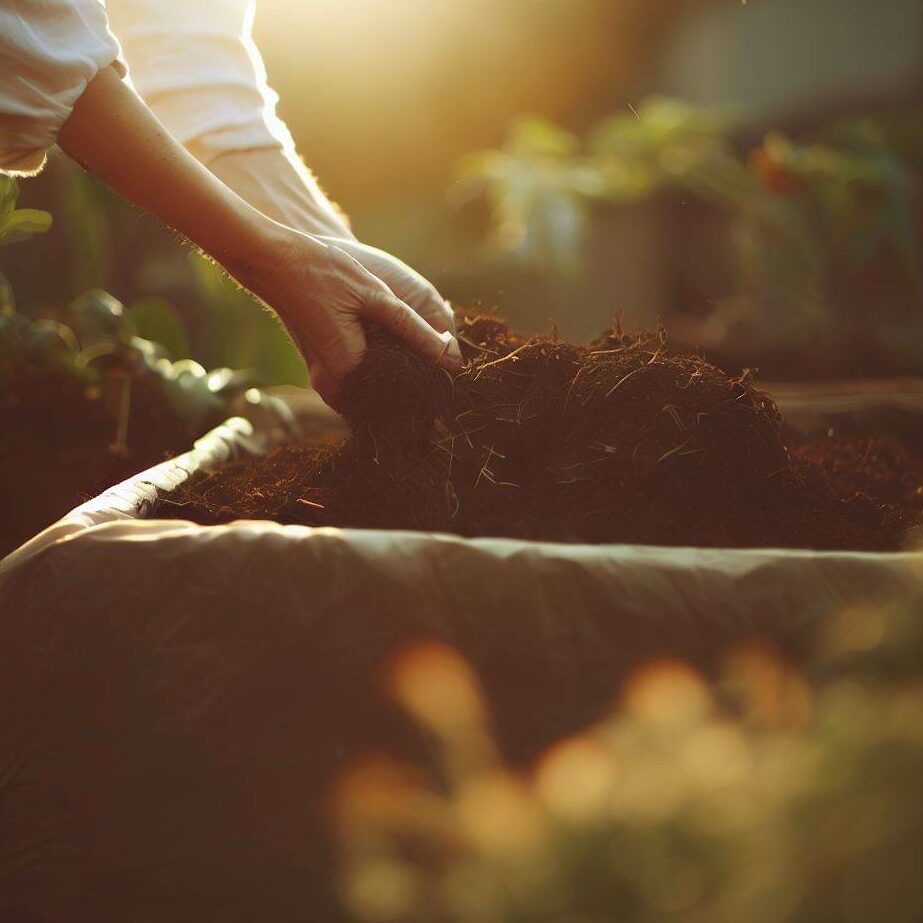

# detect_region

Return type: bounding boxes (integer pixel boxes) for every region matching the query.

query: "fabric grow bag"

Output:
[2,394,921,746]
[1,388,921,920]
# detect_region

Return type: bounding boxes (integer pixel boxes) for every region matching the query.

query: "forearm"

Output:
[107,0,353,241]
[52,61,459,408]
[57,65,280,274]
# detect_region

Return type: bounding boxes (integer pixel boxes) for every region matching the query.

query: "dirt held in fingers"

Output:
[158,317,921,551]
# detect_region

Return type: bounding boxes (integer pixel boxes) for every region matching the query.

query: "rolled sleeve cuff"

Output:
[0,1,125,175]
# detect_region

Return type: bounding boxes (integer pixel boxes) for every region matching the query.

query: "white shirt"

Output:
[0,0,292,175]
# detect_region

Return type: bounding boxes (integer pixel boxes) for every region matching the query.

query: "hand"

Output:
[203,151,456,340]
[316,237,456,339]
[237,227,462,406]
[56,71,459,409]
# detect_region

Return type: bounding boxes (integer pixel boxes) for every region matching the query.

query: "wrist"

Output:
[219,211,291,284]
[224,221,331,325]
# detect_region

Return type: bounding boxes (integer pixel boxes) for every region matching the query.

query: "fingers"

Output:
[388,278,455,337]
[411,288,456,337]
[362,289,462,371]
[327,243,454,361]
[307,298,458,411]
[301,244,462,408]
[328,237,457,338]
[440,300,458,337]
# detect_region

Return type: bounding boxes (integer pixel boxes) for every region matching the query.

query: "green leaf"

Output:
[126,297,190,360]
[507,116,580,159]
[0,208,53,246]
[62,165,113,290]
[70,289,131,343]
[0,176,18,218]
[156,357,226,426]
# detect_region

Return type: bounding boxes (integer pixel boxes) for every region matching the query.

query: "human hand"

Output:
[237,228,462,407]
[316,237,456,340]
[55,71,459,410]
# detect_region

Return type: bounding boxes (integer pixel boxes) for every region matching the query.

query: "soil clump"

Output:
[157,317,922,551]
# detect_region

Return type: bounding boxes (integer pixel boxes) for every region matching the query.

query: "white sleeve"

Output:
[0,0,124,175]
[107,0,295,166]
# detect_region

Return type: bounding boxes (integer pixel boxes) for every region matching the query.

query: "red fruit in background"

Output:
[750,145,802,196]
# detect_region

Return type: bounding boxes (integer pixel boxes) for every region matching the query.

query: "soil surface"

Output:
[156,317,923,552]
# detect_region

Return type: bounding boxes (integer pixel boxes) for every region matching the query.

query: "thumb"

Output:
[307,360,341,410]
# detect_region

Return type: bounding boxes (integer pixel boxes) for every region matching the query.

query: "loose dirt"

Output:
[157,317,923,551]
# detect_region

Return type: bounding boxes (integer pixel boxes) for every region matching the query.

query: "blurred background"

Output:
[2,0,922,385]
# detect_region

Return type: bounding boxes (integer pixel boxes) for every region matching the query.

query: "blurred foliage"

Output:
[59,165,115,293]
[0,177,52,248]
[126,296,191,363]
[336,585,923,923]
[461,99,747,273]
[0,285,251,554]
[461,98,922,352]
[0,177,259,553]
[0,284,252,450]
[189,254,308,388]
[1,164,308,388]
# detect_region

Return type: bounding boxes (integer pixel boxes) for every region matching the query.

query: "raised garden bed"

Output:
[3,321,922,734]
[2,326,922,921]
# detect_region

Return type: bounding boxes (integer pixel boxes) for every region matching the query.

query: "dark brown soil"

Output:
[156,317,923,552]
[794,436,923,517]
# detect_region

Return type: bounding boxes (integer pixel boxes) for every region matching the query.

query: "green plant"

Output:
[0,283,255,555]
[189,253,308,387]
[461,99,921,350]
[0,177,52,248]
[0,176,262,553]
[1,288,251,455]
[1,176,253,444]
[2,163,308,387]
[459,99,747,273]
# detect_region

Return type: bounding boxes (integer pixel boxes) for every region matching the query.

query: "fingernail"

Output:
[437,331,462,369]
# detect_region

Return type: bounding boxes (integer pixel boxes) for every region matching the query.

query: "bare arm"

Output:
[57,66,460,403]
[106,0,455,339]
[209,148,456,339]
[59,66,274,273]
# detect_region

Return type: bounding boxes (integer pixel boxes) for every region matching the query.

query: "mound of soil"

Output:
[158,317,922,551]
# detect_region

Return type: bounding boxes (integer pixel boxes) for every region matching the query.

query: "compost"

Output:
[158,317,922,551]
